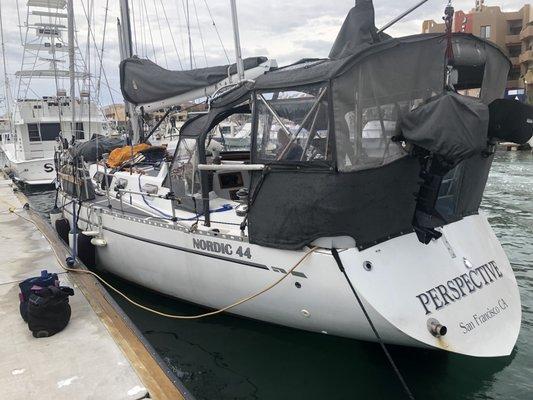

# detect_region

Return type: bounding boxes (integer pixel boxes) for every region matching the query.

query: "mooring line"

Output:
[3,197,318,320]
[331,248,416,400]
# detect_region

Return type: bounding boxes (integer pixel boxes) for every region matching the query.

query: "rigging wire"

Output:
[152,0,168,68]
[130,0,139,55]
[139,0,146,58]
[202,0,230,64]
[192,0,208,67]
[183,0,195,68]
[141,0,158,63]
[0,0,13,126]
[160,0,183,69]
[175,0,187,68]
[15,0,24,45]
[79,0,119,121]
[95,0,110,101]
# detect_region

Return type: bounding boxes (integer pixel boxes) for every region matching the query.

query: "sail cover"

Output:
[120,56,268,106]
[329,0,389,59]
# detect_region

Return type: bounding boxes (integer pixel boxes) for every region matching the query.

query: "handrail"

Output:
[198,163,265,171]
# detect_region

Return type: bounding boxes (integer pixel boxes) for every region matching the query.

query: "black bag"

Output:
[27,286,74,338]
[19,270,59,322]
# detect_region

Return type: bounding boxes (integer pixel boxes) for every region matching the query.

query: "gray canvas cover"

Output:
[329,0,389,59]
[399,92,490,166]
[70,136,127,162]
[120,56,267,105]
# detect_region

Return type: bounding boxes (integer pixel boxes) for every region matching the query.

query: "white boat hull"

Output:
[1,145,55,185]
[60,193,521,357]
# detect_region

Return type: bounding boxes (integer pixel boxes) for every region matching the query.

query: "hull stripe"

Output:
[63,208,270,271]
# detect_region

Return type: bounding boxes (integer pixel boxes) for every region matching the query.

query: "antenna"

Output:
[229,0,245,81]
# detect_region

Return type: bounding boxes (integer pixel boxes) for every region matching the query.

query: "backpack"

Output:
[27,286,74,338]
[19,270,59,322]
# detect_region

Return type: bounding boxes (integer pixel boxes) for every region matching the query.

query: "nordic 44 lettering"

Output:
[192,238,252,259]
[416,261,503,315]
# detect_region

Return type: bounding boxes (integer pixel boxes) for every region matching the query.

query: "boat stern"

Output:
[339,213,521,357]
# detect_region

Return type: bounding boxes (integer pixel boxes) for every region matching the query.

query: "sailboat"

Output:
[53,0,532,357]
[0,0,108,185]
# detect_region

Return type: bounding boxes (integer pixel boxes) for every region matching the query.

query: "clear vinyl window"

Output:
[255,84,332,163]
[333,40,445,172]
[170,138,201,197]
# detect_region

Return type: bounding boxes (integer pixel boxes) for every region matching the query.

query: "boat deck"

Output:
[0,176,190,399]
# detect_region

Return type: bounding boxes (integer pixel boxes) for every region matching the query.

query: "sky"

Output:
[0,0,529,109]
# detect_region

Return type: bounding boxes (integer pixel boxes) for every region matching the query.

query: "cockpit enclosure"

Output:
[166,32,511,250]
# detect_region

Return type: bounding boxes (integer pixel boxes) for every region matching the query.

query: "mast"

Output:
[67,0,76,130]
[186,0,193,69]
[0,0,12,129]
[229,0,245,81]
[119,0,140,143]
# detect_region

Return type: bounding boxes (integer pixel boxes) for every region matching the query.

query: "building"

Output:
[422,1,533,102]
[102,103,127,126]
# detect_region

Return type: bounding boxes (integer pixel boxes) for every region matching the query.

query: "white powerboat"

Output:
[0,0,107,185]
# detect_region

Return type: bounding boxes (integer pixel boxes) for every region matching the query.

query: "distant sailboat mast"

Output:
[0,0,12,130]
[67,0,76,134]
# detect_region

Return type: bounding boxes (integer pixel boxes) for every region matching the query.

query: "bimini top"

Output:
[252,32,509,101]
[120,56,268,106]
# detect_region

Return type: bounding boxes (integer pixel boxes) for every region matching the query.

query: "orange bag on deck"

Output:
[107,143,151,168]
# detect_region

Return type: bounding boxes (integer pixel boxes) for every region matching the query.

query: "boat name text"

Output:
[459,298,509,334]
[416,261,503,315]
[192,238,252,259]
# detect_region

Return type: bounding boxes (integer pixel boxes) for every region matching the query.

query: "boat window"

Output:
[209,113,253,152]
[28,124,40,142]
[169,138,201,197]
[75,122,84,140]
[255,84,331,163]
[435,164,464,218]
[333,41,444,172]
[40,123,61,141]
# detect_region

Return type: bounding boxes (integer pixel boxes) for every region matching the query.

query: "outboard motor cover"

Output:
[399,92,489,167]
[488,99,533,144]
[27,286,74,338]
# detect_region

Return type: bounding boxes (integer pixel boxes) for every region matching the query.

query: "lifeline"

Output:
[416,261,503,315]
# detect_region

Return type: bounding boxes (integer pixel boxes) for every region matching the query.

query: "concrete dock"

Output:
[0,176,189,399]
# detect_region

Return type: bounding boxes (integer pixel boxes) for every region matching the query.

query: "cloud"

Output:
[0,0,529,108]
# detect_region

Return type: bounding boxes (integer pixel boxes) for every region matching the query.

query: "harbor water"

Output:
[24,150,533,400]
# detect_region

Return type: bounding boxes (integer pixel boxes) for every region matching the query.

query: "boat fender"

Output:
[27,286,74,338]
[18,270,59,323]
[77,233,96,268]
[54,218,70,244]
[49,207,62,227]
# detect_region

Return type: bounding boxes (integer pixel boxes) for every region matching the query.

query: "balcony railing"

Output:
[506,34,521,44]
[520,25,533,41]
[519,50,533,64]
